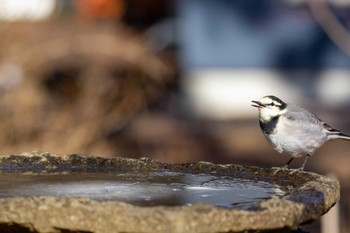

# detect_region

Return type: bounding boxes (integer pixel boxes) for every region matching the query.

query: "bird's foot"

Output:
[288,167,305,174]
[271,165,289,175]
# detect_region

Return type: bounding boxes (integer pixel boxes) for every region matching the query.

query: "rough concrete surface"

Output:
[0,152,340,233]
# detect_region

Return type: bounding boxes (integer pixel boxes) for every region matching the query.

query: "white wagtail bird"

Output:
[252,95,350,170]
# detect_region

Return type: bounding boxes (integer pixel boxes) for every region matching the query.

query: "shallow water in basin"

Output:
[0,171,285,209]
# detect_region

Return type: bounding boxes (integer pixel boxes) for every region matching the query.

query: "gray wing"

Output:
[284,103,322,126]
[285,103,348,138]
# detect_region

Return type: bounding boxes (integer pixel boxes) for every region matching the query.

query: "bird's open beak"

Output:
[251,100,265,108]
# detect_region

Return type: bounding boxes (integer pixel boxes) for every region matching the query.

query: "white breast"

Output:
[266,116,328,157]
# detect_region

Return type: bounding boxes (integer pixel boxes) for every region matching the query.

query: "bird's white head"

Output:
[252,95,287,121]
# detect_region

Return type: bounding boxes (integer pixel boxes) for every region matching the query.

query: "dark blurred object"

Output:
[43,66,81,103]
[122,0,171,29]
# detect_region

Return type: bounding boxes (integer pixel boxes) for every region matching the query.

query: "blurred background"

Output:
[0,0,349,232]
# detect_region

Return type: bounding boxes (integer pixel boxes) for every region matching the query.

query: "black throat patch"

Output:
[259,116,279,135]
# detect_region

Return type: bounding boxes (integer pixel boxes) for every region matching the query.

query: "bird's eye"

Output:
[270,102,275,106]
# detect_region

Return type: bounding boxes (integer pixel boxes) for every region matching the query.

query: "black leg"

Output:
[286,158,294,166]
[280,158,294,169]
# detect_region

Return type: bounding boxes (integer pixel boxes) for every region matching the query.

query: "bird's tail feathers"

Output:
[336,132,350,140]
[322,121,350,140]
[328,131,350,140]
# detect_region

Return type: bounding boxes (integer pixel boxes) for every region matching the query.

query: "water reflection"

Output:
[0,171,285,209]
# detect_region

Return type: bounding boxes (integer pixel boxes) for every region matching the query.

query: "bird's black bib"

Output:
[259,116,279,135]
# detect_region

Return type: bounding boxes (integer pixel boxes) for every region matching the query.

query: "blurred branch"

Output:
[308,0,350,56]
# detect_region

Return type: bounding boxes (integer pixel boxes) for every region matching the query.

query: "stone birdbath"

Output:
[0,152,340,233]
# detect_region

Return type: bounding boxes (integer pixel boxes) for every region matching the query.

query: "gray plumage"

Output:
[252,95,350,170]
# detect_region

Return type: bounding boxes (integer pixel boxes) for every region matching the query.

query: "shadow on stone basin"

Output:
[0,152,340,233]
